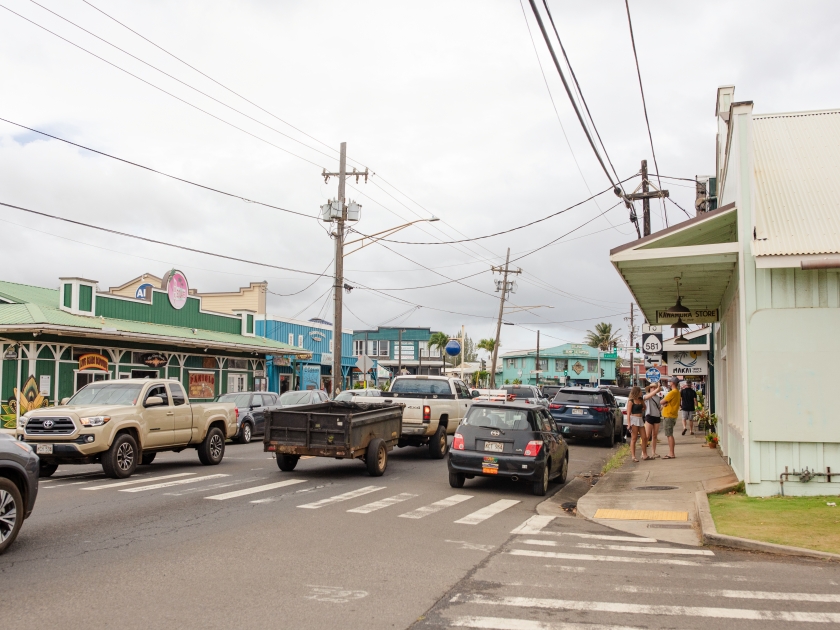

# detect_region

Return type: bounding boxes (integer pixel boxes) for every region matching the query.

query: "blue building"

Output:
[257,316,355,393]
[499,343,617,386]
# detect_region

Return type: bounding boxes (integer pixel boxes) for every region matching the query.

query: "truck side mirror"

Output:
[145,396,164,407]
[60,397,70,405]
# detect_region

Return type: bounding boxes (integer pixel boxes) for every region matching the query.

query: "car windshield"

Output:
[502,387,536,398]
[463,407,535,431]
[217,393,252,408]
[554,391,604,404]
[67,383,144,406]
[334,391,354,402]
[279,391,311,405]
[390,379,451,395]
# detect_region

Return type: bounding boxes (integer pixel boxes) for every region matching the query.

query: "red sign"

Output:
[78,353,109,371]
[189,372,215,398]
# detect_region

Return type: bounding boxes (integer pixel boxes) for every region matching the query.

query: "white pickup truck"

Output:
[383,375,476,458]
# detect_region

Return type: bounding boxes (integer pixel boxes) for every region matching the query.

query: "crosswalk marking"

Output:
[348,493,417,514]
[399,494,473,520]
[510,515,554,535]
[121,474,229,493]
[510,516,657,543]
[573,542,714,556]
[451,616,642,630]
[83,473,194,490]
[507,549,708,567]
[205,479,307,500]
[456,500,520,525]
[298,485,384,509]
[615,585,840,603]
[452,593,840,623]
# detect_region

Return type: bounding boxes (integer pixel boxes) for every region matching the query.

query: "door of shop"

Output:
[75,370,109,392]
[228,373,246,393]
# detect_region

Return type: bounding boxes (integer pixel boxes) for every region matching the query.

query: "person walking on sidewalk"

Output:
[625,386,649,462]
[661,377,681,459]
[644,383,662,458]
[680,381,698,435]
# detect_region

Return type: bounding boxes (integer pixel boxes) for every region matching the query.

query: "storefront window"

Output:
[587,359,598,373]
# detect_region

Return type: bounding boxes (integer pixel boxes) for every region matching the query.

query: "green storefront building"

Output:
[0,271,306,428]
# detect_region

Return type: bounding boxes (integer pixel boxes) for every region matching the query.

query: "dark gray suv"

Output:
[0,433,39,553]
[216,392,280,444]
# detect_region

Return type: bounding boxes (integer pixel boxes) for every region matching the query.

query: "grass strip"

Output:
[708,491,840,555]
[601,444,630,475]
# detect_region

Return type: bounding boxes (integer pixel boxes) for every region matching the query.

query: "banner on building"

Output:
[665,350,708,375]
[78,353,109,371]
[188,372,215,398]
[301,365,321,390]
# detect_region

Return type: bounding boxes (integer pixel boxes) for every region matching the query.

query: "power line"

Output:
[267,259,334,297]
[0,117,315,220]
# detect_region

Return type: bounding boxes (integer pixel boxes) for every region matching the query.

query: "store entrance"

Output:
[130,369,159,379]
[75,370,109,392]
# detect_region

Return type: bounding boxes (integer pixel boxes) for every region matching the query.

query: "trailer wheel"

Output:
[277,454,299,472]
[366,439,387,477]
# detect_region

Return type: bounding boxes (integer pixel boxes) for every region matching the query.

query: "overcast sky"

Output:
[1,0,839,355]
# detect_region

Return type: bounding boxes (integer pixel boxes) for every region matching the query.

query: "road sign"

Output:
[444,339,462,357]
[642,324,662,334]
[642,333,663,354]
[645,367,661,383]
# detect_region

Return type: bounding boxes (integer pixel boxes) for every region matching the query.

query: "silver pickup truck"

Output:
[18,378,237,479]
[383,376,476,458]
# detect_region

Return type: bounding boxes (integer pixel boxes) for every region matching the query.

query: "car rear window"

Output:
[502,387,536,398]
[463,407,536,431]
[390,379,452,395]
[279,391,311,405]
[554,391,605,404]
[218,393,252,408]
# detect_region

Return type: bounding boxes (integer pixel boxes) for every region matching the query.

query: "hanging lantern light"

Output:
[671,317,690,331]
[666,277,691,315]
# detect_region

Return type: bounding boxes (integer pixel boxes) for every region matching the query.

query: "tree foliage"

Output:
[584,322,621,350]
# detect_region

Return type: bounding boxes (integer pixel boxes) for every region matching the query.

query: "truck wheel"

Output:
[237,422,252,445]
[532,464,549,496]
[276,454,299,471]
[198,427,225,466]
[449,472,465,488]
[428,425,449,459]
[102,433,139,479]
[38,462,58,477]
[0,477,23,555]
[141,453,156,466]
[366,438,387,477]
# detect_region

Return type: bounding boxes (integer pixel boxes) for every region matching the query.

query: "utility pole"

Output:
[460,324,465,383]
[398,328,403,377]
[629,303,635,387]
[489,248,522,388]
[625,159,669,237]
[535,330,540,388]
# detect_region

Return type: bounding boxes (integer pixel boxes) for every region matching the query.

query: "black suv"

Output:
[0,433,39,553]
[216,392,280,444]
[548,387,622,447]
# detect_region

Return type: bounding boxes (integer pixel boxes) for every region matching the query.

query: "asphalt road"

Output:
[1,437,613,630]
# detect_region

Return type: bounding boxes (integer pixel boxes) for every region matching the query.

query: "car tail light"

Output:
[591,406,609,413]
[524,399,531,404]
[235,407,240,420]
[452,433,465,450]
[508,394,516,401]
[524,440,543,457]
[549,403,565,411]
[423,405,431,422]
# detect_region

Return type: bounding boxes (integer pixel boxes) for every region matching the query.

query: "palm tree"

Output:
[476,338,496,354]
[584,322,621,350]
[428,331,450,363]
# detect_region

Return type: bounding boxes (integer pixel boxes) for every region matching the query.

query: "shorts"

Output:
[662,417,677,437]
[645,415,661,425]
[629,415,645,427]
[679,410,695,421]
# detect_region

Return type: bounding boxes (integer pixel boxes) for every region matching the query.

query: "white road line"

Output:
[507,549,707,567]
[120,474,229,492]
[399,494,473,519]
[452,594,840,623]
[615,585,840,603]
[456,499,520,525]
[348,493,417,514]
[511,515,554,535]
[297,486,384,509]
[574,542,714,556]
[83,473,195,490]
[205,479,307,500]
[451,615,643,630]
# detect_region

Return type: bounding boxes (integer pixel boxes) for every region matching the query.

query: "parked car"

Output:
[548,387,623,447]
[448,402,569,496]
[502,385,549,407]
[540,385,565,401]
[278,390,329,407]
[334,389,382,402]
[216,392,280,444]
[0,432,39,554]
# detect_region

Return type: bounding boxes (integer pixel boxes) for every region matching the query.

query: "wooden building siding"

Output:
[95,292,241,334]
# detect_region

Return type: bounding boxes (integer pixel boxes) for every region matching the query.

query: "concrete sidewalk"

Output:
[573,432,738,546]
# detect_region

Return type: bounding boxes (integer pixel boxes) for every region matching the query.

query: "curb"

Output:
[695,490,840,562]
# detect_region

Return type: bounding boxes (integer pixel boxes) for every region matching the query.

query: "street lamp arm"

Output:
[343,218,439,257]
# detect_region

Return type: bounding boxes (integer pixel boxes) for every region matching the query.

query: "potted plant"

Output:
[705,432,719,449]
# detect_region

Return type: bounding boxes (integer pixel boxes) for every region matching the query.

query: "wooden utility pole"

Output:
[489,248,522,388]
[629,303,635,387]
[625,159,669,237]
[535,330,540,388]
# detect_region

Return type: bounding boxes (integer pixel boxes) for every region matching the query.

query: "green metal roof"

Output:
[0,280,305,355]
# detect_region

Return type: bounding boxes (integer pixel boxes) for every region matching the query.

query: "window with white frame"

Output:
[298,334,304,347]
[554,358,566,371]
[536,359,548,371]
[367,340,389,357]
[506,358,516,368]
[587,359,598,373]
[288,333,294,346]
[329,339,334,353]
[353,340,365,356]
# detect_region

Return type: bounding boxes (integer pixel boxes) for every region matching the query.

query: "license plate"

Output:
[484,441,504,452]
[482,467,499,475]
[36,444,53,455]
[572,408,585,415]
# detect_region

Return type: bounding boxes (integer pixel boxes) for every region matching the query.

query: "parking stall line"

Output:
[83,473,195,490]
[120,474,229,492]
[205,479,308,500]
[451,593,840,624]
[506,549,709,567]
[347,493,417,514]
[297,485,384,509]
[399,494,474,520]
[451,615,643,629]
[455,499,520,525]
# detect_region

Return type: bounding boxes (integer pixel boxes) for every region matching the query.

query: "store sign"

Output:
[656,309,719,324]
[254,369,265,377]
[163,269,189,310]
[396,342,415,361]
[667,350,708,375]
[202,357,216,369]
[78,353,109,371]
[321,352,333,365]
[4,347,17,360]
[308,331,326,342]
[135,283,154,301]
[273,356,291,367]
[189,372,215,398]
[572,361,584,375]
[39,375,51,395]
[141,353,168,368]
[563,344,587,355]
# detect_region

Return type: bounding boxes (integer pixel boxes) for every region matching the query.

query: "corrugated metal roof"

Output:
[753,110,840,256]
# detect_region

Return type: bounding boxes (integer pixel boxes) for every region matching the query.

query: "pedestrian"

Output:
[625,386,649,462]
[680,381,698,435]
[660,376,681,459]
[644,383,662,458]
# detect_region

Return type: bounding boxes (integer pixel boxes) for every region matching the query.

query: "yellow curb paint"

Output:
[594,509,689,521]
